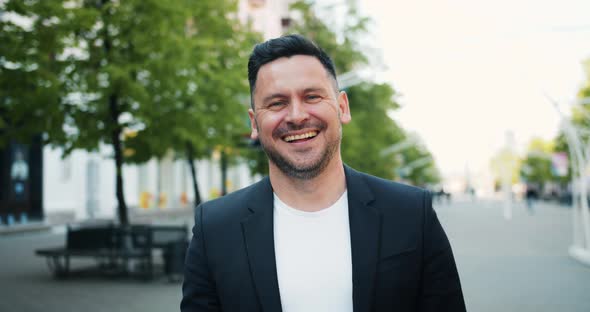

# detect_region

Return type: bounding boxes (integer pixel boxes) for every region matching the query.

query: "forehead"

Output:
[254,55,335,96]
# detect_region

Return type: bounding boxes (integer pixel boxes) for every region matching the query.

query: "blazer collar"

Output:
[241,177,283,312]
[241,166,381,312]
[344,165,381,312]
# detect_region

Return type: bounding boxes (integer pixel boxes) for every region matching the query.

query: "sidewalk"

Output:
[0,232,185,312]
[0,210,195,312]
[436,199,590,312]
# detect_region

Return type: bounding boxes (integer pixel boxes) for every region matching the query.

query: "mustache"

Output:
[273,121,326,137]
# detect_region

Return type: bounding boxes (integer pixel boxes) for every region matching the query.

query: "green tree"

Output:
[123,1,260,204]
[54,0,210,225]
[341,82,402,179]
[288,0,367,74]
[552,58,590,185]
[520,138,554,187]
[2,0,260,219]
[399,139,440,186]
[0,0,70,147]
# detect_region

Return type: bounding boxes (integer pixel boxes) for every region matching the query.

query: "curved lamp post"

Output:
[547,95,590,266]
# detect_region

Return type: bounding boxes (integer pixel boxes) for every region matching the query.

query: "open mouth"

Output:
[282,131,318,143]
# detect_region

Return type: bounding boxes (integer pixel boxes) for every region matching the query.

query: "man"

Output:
[182,34,465,312]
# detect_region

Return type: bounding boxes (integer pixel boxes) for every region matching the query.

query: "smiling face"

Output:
[249,55,351,180]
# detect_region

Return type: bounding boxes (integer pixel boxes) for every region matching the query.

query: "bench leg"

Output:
[46,255,69,278]
[146,254,153,280]
[136,254,154,281]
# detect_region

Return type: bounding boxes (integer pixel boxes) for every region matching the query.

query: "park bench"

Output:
[35,223,188,280]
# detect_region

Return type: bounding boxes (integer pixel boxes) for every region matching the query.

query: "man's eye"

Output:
[269,101,285,108]
[306,95,321,101]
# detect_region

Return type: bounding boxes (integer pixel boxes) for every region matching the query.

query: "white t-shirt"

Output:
[273,191,353,312]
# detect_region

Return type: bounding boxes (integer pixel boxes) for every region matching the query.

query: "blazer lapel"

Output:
[345,166,381,312]
[241,177,283,312]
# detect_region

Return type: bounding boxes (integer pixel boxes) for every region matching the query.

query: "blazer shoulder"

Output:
[347,168,431,223]
[359,170,428,201]
[200,177,270,223]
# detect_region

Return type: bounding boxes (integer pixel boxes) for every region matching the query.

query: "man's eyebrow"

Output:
[303,87,327,94]
[261,88,328,104]
[262,93,287,104]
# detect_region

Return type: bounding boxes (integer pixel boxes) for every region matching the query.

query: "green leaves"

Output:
[288,0,366,75]
[0,0,72,147]
[343,83,401,179]
[551,58,590,184]
[1,0,261,220]
[519,138,556,187]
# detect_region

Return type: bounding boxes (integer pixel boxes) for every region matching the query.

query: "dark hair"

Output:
[247,34,338,109]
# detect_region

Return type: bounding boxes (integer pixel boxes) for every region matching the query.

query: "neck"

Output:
[269,156,347,212]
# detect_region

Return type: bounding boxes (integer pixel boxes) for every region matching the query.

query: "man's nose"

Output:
[285,100,309,124]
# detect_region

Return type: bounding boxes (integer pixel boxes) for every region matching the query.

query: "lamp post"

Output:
[547,95,590,266]
[497,131,517,220]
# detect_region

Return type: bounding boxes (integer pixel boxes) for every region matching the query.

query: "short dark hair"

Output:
[247,34,338,109]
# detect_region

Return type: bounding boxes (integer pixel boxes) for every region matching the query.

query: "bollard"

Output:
[20,212,28,224]
[7,214,15,226]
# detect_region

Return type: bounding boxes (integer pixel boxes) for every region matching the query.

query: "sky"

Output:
[351,0,590,179]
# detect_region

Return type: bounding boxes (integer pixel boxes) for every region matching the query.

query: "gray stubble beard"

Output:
[258,125,341,180]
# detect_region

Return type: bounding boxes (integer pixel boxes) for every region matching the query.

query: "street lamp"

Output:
[546,95,590,266]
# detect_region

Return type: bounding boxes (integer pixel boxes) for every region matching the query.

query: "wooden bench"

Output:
[35,223,188,280]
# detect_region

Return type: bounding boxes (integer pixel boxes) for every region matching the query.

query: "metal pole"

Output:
[570,97,590,249]
[564,121,590,248]
[570,148,583,247]
[501,132,516,220]
[547,94,590,265]
[502,173,512,220]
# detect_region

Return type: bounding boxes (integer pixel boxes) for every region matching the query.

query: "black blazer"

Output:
[181,166,465,312]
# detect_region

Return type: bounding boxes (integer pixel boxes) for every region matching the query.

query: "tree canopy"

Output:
[0,0,72,147]
[1,0,259,223]
[519,138,555,186]
[550,58,590,186]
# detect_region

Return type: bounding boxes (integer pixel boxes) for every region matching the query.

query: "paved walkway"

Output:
[0,199,589,311]
[436,198,590,312]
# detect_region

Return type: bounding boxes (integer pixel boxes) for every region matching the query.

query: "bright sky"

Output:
[355,0,590,178]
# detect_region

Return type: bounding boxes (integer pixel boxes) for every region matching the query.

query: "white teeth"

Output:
[284,131,318,142]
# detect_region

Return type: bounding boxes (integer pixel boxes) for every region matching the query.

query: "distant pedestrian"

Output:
[467,187,476,202]
[525,185,536,215]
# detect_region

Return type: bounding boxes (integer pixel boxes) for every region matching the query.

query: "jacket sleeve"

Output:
[418,191,466,312]
[181,203,221,312]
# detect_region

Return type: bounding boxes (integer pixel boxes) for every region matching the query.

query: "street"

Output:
[0,198,589,311]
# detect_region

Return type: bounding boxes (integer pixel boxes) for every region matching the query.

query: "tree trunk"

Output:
[156,157,161,208]
[109,93,129,225]
[186,142,201,207]
[101,0,128,225]
[221,149,228,196]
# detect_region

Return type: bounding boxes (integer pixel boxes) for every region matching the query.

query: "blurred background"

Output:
[1,0,589,311]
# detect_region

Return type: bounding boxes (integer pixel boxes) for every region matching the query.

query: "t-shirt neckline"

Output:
[273,190,348,218]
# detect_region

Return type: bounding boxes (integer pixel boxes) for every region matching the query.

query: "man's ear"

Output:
[338,91,351,124]
[248,108,259,140]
